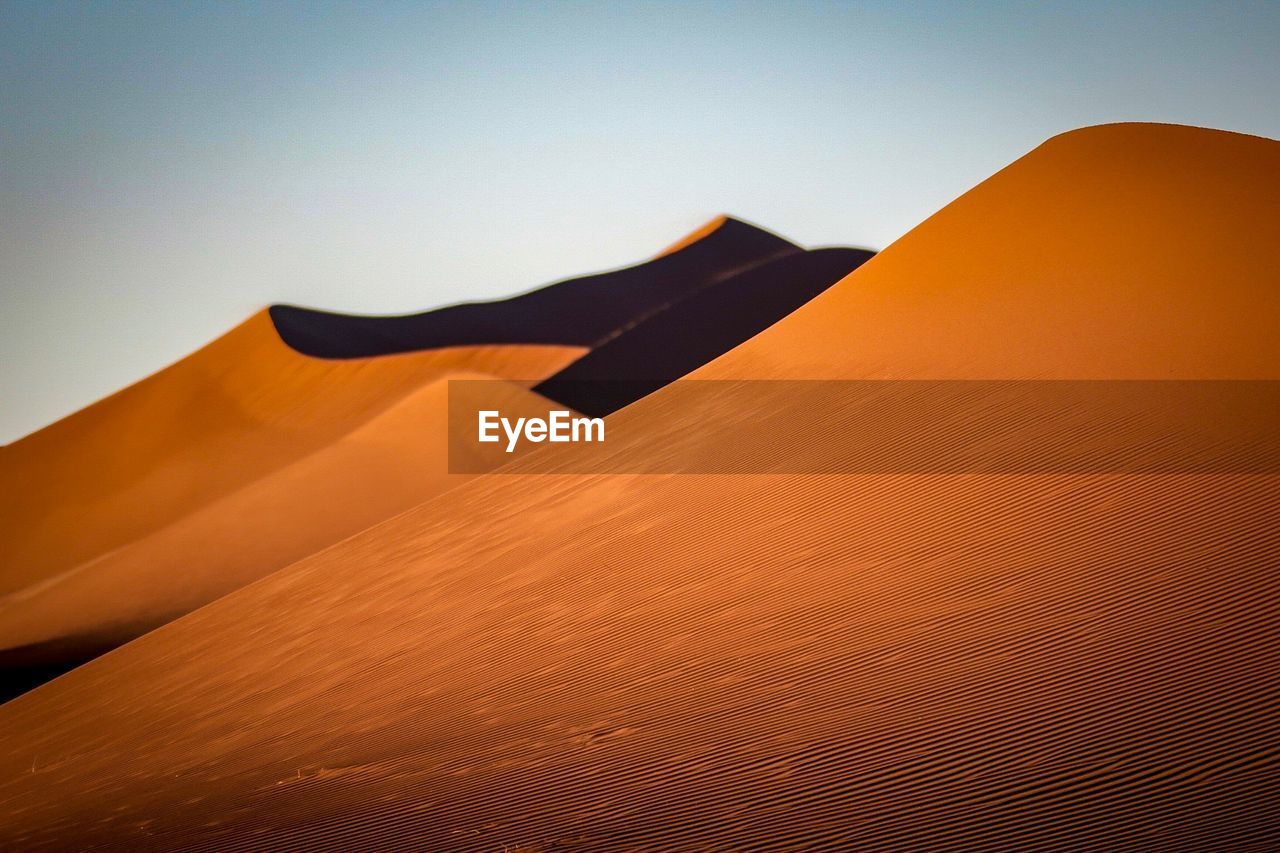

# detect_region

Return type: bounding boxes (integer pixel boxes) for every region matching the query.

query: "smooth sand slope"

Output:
[0,376,569,685]
[1,124,1278,848]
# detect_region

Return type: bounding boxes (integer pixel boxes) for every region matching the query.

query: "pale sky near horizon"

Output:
[3,0,1279,442]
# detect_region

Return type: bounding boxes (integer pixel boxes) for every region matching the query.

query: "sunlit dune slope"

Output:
[0,376,569,682]
[708,123,1280,381]
[0,216,780,598]
[1,124,1278,849]
[269,216,797,358]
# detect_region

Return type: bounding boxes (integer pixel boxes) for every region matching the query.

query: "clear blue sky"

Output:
[3,0,1278,441]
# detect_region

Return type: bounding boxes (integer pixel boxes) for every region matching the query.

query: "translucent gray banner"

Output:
[448,380,1280,475]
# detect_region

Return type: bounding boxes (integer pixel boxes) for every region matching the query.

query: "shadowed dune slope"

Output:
[536,246,874,416]
[268,216,798,358]
[0,216,777,598]
[0,377,570,698]
[1,124,1279,849]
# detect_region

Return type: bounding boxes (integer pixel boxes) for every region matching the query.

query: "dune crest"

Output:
[705,123,1280,381]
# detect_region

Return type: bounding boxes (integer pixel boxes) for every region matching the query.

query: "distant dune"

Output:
[1,124,1277,848]
[268,216,798,358]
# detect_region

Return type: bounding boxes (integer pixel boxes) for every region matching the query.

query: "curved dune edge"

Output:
[703,123,1280,381]
[0,310,583,597]
[0,124,1277,848]
[0,375,571,664]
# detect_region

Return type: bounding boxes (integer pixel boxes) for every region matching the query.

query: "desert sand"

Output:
[0,376,569,675]
[0,124,1277,848]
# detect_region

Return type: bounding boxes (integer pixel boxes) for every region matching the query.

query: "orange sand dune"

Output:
[0,124,1277,848]
[0,310,582,596]
[0,375,568,666]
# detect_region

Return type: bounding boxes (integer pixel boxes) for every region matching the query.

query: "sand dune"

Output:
[0,376,569,687]
[1,124,1277,848]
